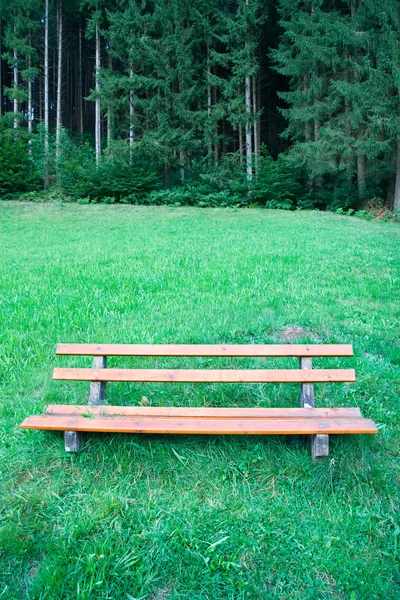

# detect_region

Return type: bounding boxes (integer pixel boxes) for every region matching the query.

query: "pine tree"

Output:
[81,0,109,164]
[3,1,38,128]
[225,0,265,181]
[362,0,400,218]
[273,0,390,204]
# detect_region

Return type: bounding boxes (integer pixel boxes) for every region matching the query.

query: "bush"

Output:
[0,118,41,195]
[183,154,249,205]
[251,149,302,208]
[57,137,305,209]
[59,138,160,202]
[145,151,303,209]
[146,187,244,207]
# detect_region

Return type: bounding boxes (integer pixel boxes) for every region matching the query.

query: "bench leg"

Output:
[64,356,107,453]
[88,356,107,406]
[64,431,84,453]
[310,434,329,462]
[300,357,329,461]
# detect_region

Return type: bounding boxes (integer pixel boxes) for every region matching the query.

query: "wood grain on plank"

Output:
[20,415,378,434]
[52,367,357,383]
[56,343,354,357]
[44,405,362,419]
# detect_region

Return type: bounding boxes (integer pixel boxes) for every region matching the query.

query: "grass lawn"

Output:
[0,201,399,600]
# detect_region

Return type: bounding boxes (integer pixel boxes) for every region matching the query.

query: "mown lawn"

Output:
[0,201,399,600]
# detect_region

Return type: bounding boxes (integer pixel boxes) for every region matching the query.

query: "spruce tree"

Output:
[272,0,394,205]
[3,0,40,129]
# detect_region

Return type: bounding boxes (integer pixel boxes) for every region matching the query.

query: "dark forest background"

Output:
[1,0,399,217]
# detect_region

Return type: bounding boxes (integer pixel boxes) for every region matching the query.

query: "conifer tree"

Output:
[3,1,39,128]
[219,0,264,181]
[81,0,109,164]
[362,0,400,218]
[272,0,392,203]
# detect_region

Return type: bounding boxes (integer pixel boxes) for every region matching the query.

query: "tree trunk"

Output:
[314,119,323,191]
[78,16,83,135]
[207,46,212,160]
[257,75,261,158]
[44,0,49,189]
[222,120,227,155]
[386,146,396,210]
[0,18,2,117]
[53,47,56,120]
[344,75,353,181]
[13,39,18,129]
[107,51,112,147]
[129,66,134,164]
[180,149,185,182]
[238,121,243,165]
[303,74,311,141]
[66,39,70,129]
[27,34,32,155]
[351,4,367,202]
[56,0,63,162]
[146,90,150,130]
[164,150,170,184]
[305,121,311,142]
[252,75,259,177]
[95,23,101,165]
[314,119,320,142]
[245,74,252,182]
[213,78,218,166]
[39,64,42,121]
[357,150,366,201]
[394,141,400,220]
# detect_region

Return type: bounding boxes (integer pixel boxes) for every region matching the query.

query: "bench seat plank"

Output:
[56,343,354,357]
[43,405,363,419]
[20,415,378,434]
[53,368,357,383]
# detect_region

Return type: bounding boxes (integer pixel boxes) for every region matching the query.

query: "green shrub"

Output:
[0,118,41,195]
[354,209,374,220]
[251,149,302,209]
[143,151,304,209]
[59,138,160,202]
[184,154,249,205]
[147,187,244,207]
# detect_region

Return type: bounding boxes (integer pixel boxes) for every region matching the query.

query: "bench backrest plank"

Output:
[53,367,356,383]
[56,343,354,357]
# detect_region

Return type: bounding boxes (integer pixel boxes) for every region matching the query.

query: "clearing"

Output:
[0,202,399,599]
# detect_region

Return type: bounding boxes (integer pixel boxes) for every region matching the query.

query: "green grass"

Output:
[0,201,399,600]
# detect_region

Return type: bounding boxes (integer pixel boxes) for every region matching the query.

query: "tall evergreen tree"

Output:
[3,1,39,129]
[273,0,400,207]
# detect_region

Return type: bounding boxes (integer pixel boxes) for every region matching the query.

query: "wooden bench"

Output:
[20,343,378,461]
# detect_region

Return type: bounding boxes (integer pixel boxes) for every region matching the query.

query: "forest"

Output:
[0,0,400,217]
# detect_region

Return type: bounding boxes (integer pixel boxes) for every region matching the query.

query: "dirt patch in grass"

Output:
[278,325,322,342]
[28,561,40,580]
[150,585,173,600]
[278,325,307,341]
